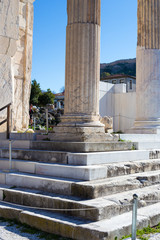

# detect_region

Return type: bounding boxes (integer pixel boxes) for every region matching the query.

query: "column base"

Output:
[52,122,118,142]
[126,120,160,134]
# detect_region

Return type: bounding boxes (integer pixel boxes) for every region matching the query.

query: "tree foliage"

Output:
[30,80,55,107]
[38,89,55,107]
[30,79,42,105]
[101,72,111,78]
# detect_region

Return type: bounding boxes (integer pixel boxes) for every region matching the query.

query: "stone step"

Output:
[68,150,150,165]
[1,158,160,181]
[0,147,159,167]
[72,169,160,199]
[0,171,77,196]
[119,134,160,150]
[1,169,160,199]
[0,158,108,181]
[120,134,160,142]
[0,200,160,240]
[106,159,160,178]
[30,141,133,153]
[1,184,160,221]
[10,132,38,141]
[0,140,134,153]
[0,148,68,164]
[135,142,160,150]
[0,140,30,149]
[150,150,160,159]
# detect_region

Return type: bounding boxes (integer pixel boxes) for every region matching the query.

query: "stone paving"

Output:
[1,217,160,240]
[0,219,69,240]
[148,233,160,240]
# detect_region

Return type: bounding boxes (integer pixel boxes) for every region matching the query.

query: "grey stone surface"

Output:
[68,150,149,165]
[148,233,160,240]
[1,183,160,221]
[0,200,160,240]
[0,148,68,164]
[1,166,160,199]
[0,220,40,240]
[30,141,134,152]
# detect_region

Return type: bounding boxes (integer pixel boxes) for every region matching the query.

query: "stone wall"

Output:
[0,0,34,133]
[99,82,136,133]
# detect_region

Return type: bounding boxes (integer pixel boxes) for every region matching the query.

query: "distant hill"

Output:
[100,58,136,79]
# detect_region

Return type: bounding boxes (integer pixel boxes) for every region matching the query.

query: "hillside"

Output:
[100,58,136,78]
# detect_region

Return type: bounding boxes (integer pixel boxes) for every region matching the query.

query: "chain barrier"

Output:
[1,196,160,212]
[1,192,160,239]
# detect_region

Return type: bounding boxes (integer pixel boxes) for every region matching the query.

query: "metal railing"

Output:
[0,103,11,139]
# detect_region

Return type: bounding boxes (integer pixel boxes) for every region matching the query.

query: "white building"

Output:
[99,81,136,133]
[101,74,136,92]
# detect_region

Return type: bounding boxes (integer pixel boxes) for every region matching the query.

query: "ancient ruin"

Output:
[1,1,160,240]
[1,0,160,136]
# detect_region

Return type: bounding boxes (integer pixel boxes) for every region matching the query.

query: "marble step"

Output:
[30,141,133,152]
[1,184,160,221]
[0,140,30,149]
[0,158,108,181]
[120,134,160,142]
[0,200,160,240]
[1,170,160,199]
[135,142,160,150]
[0,148,68,164]
[0,140,134,153]
[0,171,76,196]
[120,133,160,150]
[68,150,150,165]
[1,158,160,181]
[0,147,159,167]
[72,169,160,199]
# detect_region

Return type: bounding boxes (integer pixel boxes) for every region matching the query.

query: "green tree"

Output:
[30,79,41,105]
[101,72,111,79]
[38,89,55,107]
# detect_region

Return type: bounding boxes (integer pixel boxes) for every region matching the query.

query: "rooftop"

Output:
[101,74,136,81]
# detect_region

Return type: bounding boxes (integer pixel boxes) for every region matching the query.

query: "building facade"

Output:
[101,74,136,92]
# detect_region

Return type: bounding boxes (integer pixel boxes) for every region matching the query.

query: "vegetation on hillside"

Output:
[100,58,136,79]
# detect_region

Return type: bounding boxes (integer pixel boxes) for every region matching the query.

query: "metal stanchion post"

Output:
[132,194,138,240]
[34,117,36,130]
[46,109,48,134]
[9,140,12,170]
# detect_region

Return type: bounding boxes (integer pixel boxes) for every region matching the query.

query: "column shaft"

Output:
[54,0,111,142]
[63,0,101,124]
[132,0,160,133]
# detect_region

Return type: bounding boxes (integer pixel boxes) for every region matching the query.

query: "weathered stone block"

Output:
[0,54,13,109]
[0,0,19,39]
[14,51,24,65]
[14,63,24,78]
[100,116,113,133]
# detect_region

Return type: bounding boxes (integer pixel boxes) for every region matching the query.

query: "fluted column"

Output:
[54,0,109,142]
[63,0,101,124]
[132,0,160,133]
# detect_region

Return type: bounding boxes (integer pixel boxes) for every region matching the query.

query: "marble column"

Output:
[54,0,109,142]
[132,0,160,133]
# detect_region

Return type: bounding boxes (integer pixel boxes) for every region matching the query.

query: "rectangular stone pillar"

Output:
[13,0,34,131]
[0,0,19,134]
[129,0,160,133]
[0,0,35,132]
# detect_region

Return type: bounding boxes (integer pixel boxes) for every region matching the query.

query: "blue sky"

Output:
[31,0,137,93]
